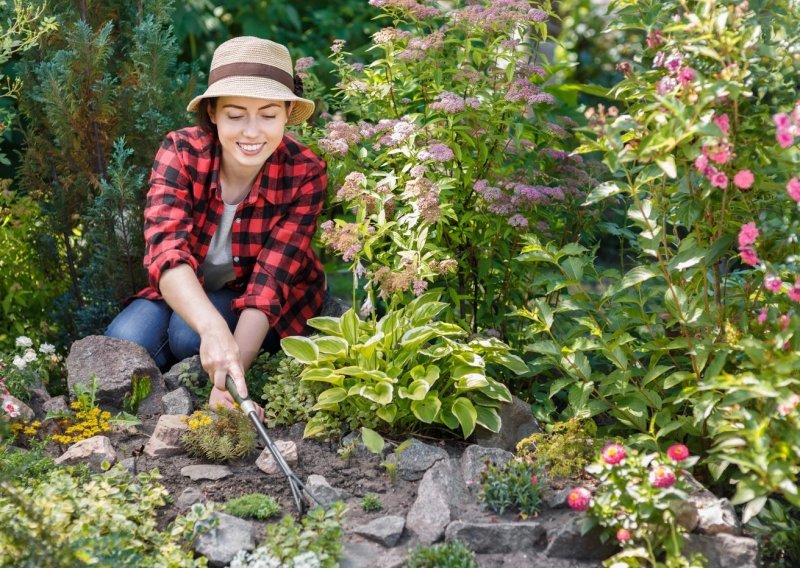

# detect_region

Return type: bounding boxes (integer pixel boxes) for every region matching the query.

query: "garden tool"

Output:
[226,375,320,514]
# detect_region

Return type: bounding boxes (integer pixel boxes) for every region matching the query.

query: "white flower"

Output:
[293,551,321,568]
[23,349,37,363]
[228,547,282,568]
[12,356,27,370]
[3,398,20,418]
[15,336,33,348]
[360,295,374,318]
[39,343,56,355]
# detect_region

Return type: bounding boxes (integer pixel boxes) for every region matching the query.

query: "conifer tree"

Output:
[17,0,194,340]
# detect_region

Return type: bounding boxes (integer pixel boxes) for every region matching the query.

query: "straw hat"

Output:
[187,36,315,125]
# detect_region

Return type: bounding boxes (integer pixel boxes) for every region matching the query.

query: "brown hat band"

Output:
[208,62,294,91]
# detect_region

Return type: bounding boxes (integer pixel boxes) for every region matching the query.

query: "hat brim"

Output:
[187,76,315,125]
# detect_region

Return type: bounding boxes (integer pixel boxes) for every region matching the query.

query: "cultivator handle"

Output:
[225,375,321,515]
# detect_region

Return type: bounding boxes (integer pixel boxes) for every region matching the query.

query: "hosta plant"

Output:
[280,291,528,443]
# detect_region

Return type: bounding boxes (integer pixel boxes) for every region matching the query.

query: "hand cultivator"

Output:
[226,375,320,514]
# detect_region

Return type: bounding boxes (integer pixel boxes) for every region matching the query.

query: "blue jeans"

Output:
[105,288,280,371]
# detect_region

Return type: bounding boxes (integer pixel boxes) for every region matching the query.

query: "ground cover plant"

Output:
[224,492,282,521]
[182,406,258,462]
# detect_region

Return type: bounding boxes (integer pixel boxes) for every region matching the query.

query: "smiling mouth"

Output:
[237,142,265,154]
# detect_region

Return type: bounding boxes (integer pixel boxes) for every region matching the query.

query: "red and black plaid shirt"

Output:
[135,126,327,338]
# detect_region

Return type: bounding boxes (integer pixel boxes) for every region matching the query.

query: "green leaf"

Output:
[451,397,478,438]
[491,352,529,374]
[411,394,441,423]
[583,181,624,206]
[306,316,342,336]
[439,403,459,429]
[655,155,677,178]
[361,427,385,455]
[301,368,344,386]
[314,336,349,356]
[281,336,319,364]
[353,381,393,405]
[741,496,767,524]
[478,378,512,402]
[475,405,501,432]
[398,379,431,400]
[376,404,397,424]
[341,309,360,344]
[315,387,348,406]
[411,301,448,325]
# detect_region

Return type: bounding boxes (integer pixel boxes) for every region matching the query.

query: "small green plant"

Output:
[181,406,257,463]
[0,336,63,402]
[405,540,479,568]
[122,373,152,415]
[481,459,543,518]
[381,459,398,483]
[230,502,346,568]
[337,440,358,461]
[516,419,597,479]
[177,364,211,401]
[224,493,280,521]
[251,351,321,427]
[361,493,383,513]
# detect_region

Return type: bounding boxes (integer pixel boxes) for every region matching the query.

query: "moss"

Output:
[224,493,280,520]
[516,419,597,479]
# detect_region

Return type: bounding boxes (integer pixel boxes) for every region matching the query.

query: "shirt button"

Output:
[235,218,241,223]
[233,256,240,262]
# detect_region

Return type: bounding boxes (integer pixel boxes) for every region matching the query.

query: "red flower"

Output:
[530,476,539,485]
[649,465,677,488]
[566,487,592,511]
[666,444,689,462]
[616,528,631,542]
[601,443,627,465]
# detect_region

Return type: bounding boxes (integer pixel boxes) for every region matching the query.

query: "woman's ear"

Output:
[286,101,295,120]
[207,102,217,125]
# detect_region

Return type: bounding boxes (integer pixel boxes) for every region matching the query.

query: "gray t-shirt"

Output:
[203,202,237,291]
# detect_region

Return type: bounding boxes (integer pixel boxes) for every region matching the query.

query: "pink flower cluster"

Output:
[773,102,800,148]
[474,178,567,218]
[452,0,547,33]
[505,77,554,105]
[2,397,20,418]
[372,27,412,45]
[430,91,481,114]
[737,222,760,267]
[649,465,677,488]
[692,113,756,191]
[320,220,362,262]
[601,443,626,465]
[398,31,445,60]
[777,394,800,417]
[418,142,455,162]
[368,0,440,19]
[404,177,442,223]
[294,56,315,74]
[336,171,367,202]
[319,120,363,156]
[787,177,800,203]
[653,50,695,95]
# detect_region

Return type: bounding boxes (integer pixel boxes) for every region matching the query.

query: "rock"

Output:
[460,444,514,489]
[66,335,161,411]
[119,457,136,475]
[340,541,406,568]
[42,395,69,416]
[177,486,207,509]
[341,430,381,458]
[28,385,51,420]
[474,395,541,452]
[543,510,617,561]
[162,387,193,415]
[143,414,189,457]
[406,458,469,545]
[193,512,256,567]
[679,477,740,536]
[353,515,406,548]
[542,485,573,510]
[55,435,117,472]
[445,520,547,553]
[319,294,350,318]
[163,356,207,392]
[255,440,298,475]
[683,533,759,568]
[288,421,307,441]
[390,438,448,481]
[305,474,350,507]
[181,465,233,481]
[2,394,34,421]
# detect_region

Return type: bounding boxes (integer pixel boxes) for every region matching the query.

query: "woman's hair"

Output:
[195,76,305,134]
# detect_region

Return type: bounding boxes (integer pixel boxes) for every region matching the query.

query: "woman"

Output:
[106,37,327,417]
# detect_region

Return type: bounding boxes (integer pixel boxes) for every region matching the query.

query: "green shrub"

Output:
[0,439,60,482]
[749,498,800,568]
[481,459,543,518]
[361,493,383,513]
[250,351,321,427]
[405,540,479,568]
[516,419,597,479]
[0,465,211,566]
[181,406,257,463]
[230,502,346,568]
[224,493,280,521]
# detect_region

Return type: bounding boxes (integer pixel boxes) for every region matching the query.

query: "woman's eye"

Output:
[261,115,277,120]
[227,115,244,120]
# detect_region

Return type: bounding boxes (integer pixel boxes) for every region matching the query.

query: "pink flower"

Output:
[616,528,632,542]
[733,169,754,189]
[774,113,791,129]
[531,476,539,485]
[757,307,768,324]
[787,177,800,202]
[666,444,690,462]
[777,394,800,417]
[777,129,795,148]
[2,398,19,418]
[713,113,731,136]
[649,465,677,488]
[788,286,800,303]
[646,29,664,48]
[781,313,792,329]
[707,146,730,165]
[567,487,592,511]
[693,154,709,173]
[710,170,728,189]
[765,276,783,292]
[678,66,695,84]
[737,222,759,248]
[601,443,627,465]
[740,247,760,266]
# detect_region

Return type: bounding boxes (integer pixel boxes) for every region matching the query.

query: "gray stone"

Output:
[406,458,469,545]
[319,294,350,318]
[119,457,136,475]
[460,444,514,489]
[181,464,233,481]
[544,510,617,561]
[390,438,448,481]
[474,395,541,452]
[28,385,51,420]
[683,533,759,568]
[682,490,740,536]
[353,515,406,548]
[445,520,547,553]
[305,474,350,507]
[177,486,207,509]
[42,395,69,416]
[255,440,298,475]
[288,421,307,440]
[163,356,207,392]
[162,387,193,415]
[193,512,256,568]
[2,394,34,421]
[55,435,117,472]
[341,430,381,458]
[144,414,189,457]
[66,335,161,411]
[340,541,406,568]
[542,486,573,510]
[135,373,166,417]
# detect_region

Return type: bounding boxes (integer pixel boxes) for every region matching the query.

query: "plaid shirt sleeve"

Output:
[142,132,200,290]
[232,156,327,327]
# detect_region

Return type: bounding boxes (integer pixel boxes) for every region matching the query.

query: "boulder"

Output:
[66,335,162,412]
[390,438,448,481]
[42,395,69,416]
[2,394,34,421]
[445,520,547,553]
[319,294,350,318]
[143,414,189,457]
[255,440,298,475]
[305,474,350,507]
[460,444,514,490]
[177,486,207,510]
[353,515,406,548]
[55,435,117,472]
[683,533,759,568]
[163,355,207,392]
[162,387,193,415]
[181,464,233,481]
[340,541,406,568]
[474,395,541,451]
[406,458,469,545]
[28,385,51,420]
[679,475,740,536]
[193,512,256,567]
[543,510,617,561]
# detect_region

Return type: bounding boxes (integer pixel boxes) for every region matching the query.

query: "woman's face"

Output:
[209,96,292,171]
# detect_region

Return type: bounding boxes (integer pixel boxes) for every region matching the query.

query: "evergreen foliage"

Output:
[16,0,194,341]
